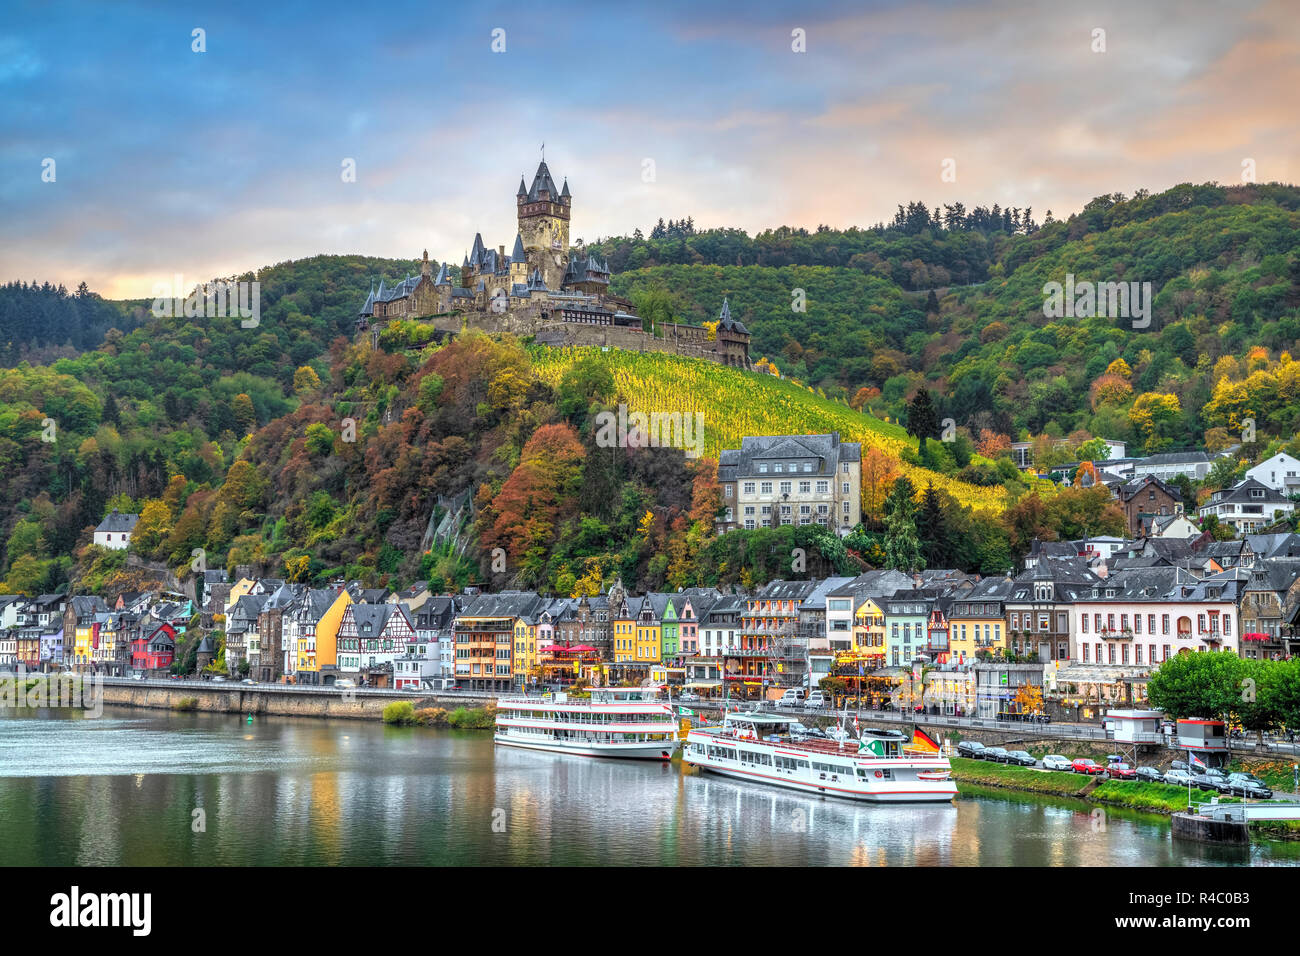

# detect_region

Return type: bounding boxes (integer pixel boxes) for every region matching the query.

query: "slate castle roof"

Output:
[525,160,562,203]
[718,432,861,483]
[716,297,749,336]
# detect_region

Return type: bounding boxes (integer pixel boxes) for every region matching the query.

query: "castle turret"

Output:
[510,233,528,285]
[421,248,432,278]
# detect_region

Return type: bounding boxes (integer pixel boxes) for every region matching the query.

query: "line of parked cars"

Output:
[955,741,1037,766]
[956,743,1275,797]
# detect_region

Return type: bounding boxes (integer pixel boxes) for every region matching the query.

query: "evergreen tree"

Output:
[916,482,952,569]
[882,476,924,572]
[925,290,940,314]
[905,388,940,452]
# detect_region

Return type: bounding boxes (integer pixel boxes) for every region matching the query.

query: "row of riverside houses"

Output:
[197,529,1300,706]
[8,531,1300,716]
[0,590,190,675]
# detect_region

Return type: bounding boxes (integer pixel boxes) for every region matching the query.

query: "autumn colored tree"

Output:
[975,429,1011,458]
[232,393,257,434]
[860,447,899,528]
[483,423,587,575]
[1089,373,1133,410]
[688,458,723,528]
[132,499,173,557]
[1128,392,1182,450]
[293,365,322,394]
[1013,683,1043,715]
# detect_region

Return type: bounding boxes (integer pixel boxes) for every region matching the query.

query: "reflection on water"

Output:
[0,708,1294,866]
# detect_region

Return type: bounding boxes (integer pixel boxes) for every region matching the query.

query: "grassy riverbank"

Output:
[382,701,496,729]
[950,758,1236,814]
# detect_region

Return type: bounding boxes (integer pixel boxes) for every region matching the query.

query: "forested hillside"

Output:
[597,182,1300,456]
[2,181,1299,599]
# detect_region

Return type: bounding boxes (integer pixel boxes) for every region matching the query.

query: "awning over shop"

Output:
[684,681,722,689]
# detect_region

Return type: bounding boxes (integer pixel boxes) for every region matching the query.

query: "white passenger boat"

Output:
[494,687,681,761]
[683,711,957,803]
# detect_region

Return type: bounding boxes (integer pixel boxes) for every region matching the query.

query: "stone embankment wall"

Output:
[98,684,494,720]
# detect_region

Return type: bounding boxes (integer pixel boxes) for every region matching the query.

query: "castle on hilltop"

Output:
[357,160,751,368]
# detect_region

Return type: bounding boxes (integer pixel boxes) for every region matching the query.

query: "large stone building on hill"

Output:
[357,160,751,368]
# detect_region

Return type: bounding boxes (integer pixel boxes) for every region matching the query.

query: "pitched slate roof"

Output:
[95,510,139,534]
[458,591,547,620]
[715,297,749,336]
[726,432,860,479]
[753,579,821,601]
[526,161,560,202]
[1115,474,1182,503]
[1205,477,1292,506]
[1246,533,1300,559]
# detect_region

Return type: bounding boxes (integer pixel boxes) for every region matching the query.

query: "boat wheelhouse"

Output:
[684,711,956,803]
[494,687,681,760]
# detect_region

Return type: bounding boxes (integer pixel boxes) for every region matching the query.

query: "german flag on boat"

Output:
[905,727,942,754]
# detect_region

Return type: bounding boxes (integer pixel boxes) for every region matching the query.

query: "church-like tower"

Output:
[517,161,571,290]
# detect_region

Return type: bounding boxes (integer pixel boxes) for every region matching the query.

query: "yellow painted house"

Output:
[224,577,256,619]
[948,579,1013,664]
[308,588,353,679]
[513,616,538,682]
[612,599,637,663]
[73,620,96,667]
[851,598,887,661]
[634,596,665,664]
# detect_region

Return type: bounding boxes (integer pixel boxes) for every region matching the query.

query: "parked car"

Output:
[1072,758,1106,775]
[957,741,987,758]
[1042,754,1073,771]
[1135,766,1165,784]
[1222,772,1273,799]
[1170,760,1189,772]
[1164,769,1194,786]
[1192,767,1229,792]
[984,747,1010,763]
[678,692,700,702]
[334,679,356,689]
[786,722,813,740]
[801,726,829,739]
[211,675,227,683]
[1005,750,1036,767]
[130,672,146,681]
[1108,763,1137,780]
[803,692,827,710]
[241,678,257,685]
[778,688,805,707]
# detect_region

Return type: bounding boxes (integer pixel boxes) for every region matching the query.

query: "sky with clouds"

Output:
[2,0,1297,297]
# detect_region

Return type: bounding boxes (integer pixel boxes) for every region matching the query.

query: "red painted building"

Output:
[132,623,177,672]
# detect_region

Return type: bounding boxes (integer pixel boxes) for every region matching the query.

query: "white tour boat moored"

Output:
[683,710,957,802]
[494,687,681,760]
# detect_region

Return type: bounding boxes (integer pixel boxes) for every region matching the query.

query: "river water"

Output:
[1,707,1296,866]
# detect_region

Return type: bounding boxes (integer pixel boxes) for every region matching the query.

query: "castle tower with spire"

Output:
[517,160,572,290]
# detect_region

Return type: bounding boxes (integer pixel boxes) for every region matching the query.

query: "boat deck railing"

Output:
[688,728,948,761]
